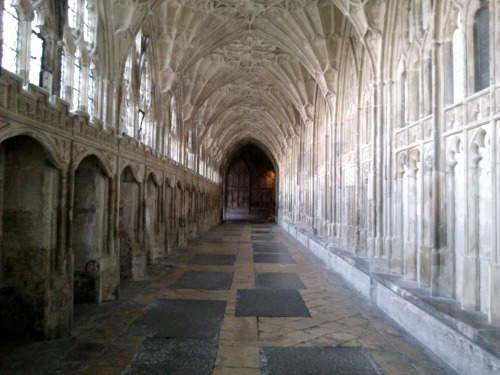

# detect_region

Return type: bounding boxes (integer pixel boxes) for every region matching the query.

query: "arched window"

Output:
[122,55,135,136]
[452,23,465,102]
[29,11,44,86]
[68,0,78,29]
[408,64,419,122]
[2,0,20,74]
[88,64,95,117]
[83,1,95,44]
[170,96,179,162]
[171,96,177,135]
[139,61,153,146]
[72,49,82,109]
[422,0,430,31]
[473,3,490,92]
[408,4,415,43]
[401,71,408,127]
[62,0,97,114]
[60,49,70,99]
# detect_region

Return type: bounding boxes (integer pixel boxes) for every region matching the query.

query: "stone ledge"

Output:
[278,219,500,375]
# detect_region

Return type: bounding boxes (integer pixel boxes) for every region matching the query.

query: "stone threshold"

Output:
[278,219,500,375]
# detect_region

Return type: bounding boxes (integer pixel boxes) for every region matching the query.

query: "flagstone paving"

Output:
[0,219,457,375]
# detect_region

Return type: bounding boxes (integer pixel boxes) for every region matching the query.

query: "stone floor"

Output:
[0,219,458,375]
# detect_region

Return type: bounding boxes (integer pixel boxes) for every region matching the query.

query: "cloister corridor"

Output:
[2,0,500,373]
[0,218,456,375]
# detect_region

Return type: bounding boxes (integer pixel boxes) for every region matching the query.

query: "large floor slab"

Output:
[122,338,218,375]
[260,346,385,375]
[253,243,290,254]
[169,271,233,290]
[188,254,237,266]
[125,299,227,339]
[255,272,306,289]
[235,289,311,317]
[253,253,296,264]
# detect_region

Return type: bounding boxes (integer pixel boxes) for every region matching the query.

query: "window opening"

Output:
[452,24,465,102]
[29,12,44,86]
[68,0,78,29]
[72,50,82,109]
[473,4,490,92]
[88,68,95,116]
[2,0,20,73]
[83,0,93,43]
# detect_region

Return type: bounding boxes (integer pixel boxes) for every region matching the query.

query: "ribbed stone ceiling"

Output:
[115,0,380,164]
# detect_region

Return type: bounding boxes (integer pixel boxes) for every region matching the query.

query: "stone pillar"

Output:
[101,79,110,126]
[463,152,481,310]
[138,181,144,245]
[488,0,500,323]
[384,81,395,265]
[114,172,121,256]
[370,81,388,270]
[110,80,119,132]
[430,36,444,296]
[57,168,69,272]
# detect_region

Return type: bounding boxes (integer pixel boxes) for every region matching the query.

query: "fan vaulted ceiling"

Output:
[112,0,378,164]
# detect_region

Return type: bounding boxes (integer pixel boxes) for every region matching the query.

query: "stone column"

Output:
[488,0,500,322]
[101,79,110,126]
[369,80,387,269]
[110,80,119,132]
[355,105,362,250]
[114,171,121,256]
[138,181,144,245]
[491,126,500,321]
[463,151,481,310]
[430,36,444,296]
[57,168,69,273]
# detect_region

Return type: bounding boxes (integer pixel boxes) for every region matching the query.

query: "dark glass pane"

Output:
[474,6,490,92]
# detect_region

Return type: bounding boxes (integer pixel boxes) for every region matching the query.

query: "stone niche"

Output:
[0,136,71,341]
[73,155,118,304]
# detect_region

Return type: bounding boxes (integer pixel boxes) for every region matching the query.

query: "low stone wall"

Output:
[278,219,500,375]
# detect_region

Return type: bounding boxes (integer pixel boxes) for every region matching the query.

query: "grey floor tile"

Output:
[125,299,226,339]
[235,289,310,317]
[260,346,385,375]
[253,253,296,264]
[255,272,306,290]
[169,271,233,290]
[188,254,237,266]
[122,338,218,375]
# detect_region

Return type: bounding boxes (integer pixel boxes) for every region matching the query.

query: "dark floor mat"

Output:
[253,244,289,254]
[169,271,233,290]
[188,254,237,266]
[235,289,310,317]
[260,346,385,375]
[125,299,226,338]
[122,338,218,375]
[252,235,279,241]
[253,253,296,264]
[255,273,305,290]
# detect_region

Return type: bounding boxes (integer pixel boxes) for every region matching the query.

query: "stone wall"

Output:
[0,69,221,340]
[277,0,500,325]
